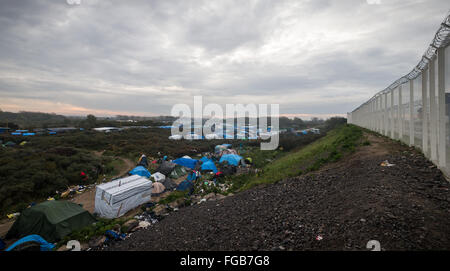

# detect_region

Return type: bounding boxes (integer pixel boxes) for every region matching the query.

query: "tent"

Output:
[201,160,218,173]
[161,178,177,191]
[151,172,166,182]
[169,165,188,179]
[5,234,55,251]
[219,154,244,166]
[94,175,152,219]
[215,145,227,153]
[220,149,238,156]
[156,161,177,176]
[200,156,211,163]
[152,182,166,195]
[6,201,96,242]
[129,166,151,178]
[173,158,198,169]
[176,180,194,193]
[182,155,192,159]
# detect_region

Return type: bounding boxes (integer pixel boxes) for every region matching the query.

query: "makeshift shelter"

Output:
[176,180,194,193]
[4,141,15,147]
[152,182,166,195]
[156,161,177,176]
[219,154,244,166]
[151,172,166,182]
[220,149,238,156]
[169,165,188,179]
[6,201,96,242]
[129,166,151,178]
[94,175,152,219]
[201,160,218,173]
[162,178,177,190]
[173,157,198,169]
[215,145,227,153]
[5,234,55,251]
[138,155,148,167]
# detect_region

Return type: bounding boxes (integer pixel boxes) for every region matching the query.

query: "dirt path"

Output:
[108,132,450,251]
[0,153,137,240]
[72,155,135,213]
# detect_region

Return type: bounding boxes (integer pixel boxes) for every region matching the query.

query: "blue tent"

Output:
[201,160,218,173]
[200,156,210,163]
[186,171,199,181]
[129,166,151,178]
[5,235,55,251]
[173,158,198,169]
[176,180,194,192]
[219,154,243,166]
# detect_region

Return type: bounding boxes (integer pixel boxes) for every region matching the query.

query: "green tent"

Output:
[169,165,188,179]
[6,201,97,243]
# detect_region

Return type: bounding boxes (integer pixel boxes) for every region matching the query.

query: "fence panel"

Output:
[348,14,450,178]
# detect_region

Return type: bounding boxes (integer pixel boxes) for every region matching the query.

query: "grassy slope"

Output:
[229,124,363,192]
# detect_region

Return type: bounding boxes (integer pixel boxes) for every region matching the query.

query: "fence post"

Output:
[437,47,446,168]
[422,68,428,154]
[391,90,395,138]
[399,85,403,141]
[409,79,414,146]
[429,58,438,163]
[384,92,388,136]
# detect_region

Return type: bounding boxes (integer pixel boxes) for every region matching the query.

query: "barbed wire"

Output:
[352,12,450,112]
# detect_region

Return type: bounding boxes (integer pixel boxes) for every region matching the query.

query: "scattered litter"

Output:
[6,212,20,219]
[316,235,323,241]
[380,160,395,167]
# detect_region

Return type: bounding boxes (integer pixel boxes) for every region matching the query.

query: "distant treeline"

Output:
[0,111,168,130]
[0,110,345,131]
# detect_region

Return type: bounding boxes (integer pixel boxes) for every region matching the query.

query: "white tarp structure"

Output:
[151,172,166,182]
[94,175,152,219]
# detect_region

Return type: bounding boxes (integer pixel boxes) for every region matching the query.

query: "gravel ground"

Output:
[108,133,450,251]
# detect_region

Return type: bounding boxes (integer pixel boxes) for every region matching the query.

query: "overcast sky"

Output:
[0,0,448,119]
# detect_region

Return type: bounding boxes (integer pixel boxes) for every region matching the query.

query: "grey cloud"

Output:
[0,0,448,117]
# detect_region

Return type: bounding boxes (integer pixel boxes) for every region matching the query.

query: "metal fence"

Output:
[348,13,450,178]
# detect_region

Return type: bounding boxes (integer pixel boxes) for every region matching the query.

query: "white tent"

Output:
[94,175,152,219]
[151,172,166,182]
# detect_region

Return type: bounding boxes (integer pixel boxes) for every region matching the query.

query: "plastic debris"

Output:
[380,160,395,167]
[316,235,323,241]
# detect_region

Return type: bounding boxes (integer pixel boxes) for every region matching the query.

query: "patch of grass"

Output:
[227,124,363,192]
[57,217,129,248]
[158,190,188,205]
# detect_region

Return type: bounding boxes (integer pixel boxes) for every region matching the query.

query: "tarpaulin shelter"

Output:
[152,182,165,195]
[151,172,166,182]
[215,145,227,153]
[156,161,177,176]
[219,154,244,166]
[200,156,211,163]
[129,166,151,178]
[162,178,177,190]
[169,165,188,179]
[173,158,198,169]
[176,180,194,193]
[94,175,152,219]
[201,160,218,173]
[5,234,55,251]
[6,201,96,242]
